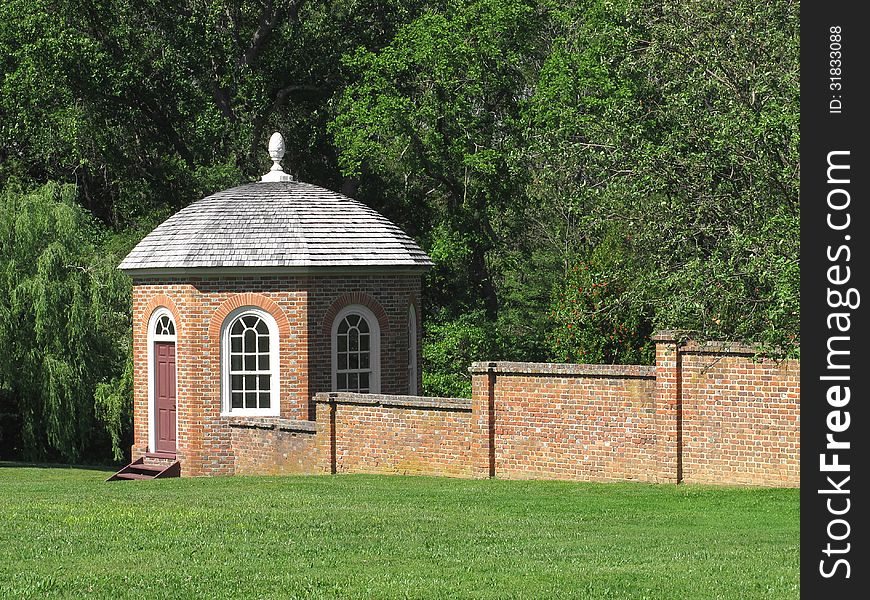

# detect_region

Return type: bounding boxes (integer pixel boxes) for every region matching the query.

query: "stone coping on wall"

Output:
[678,340,787,357]
[468,361,656,379]
[653,329,798,358]
[315,392,472,412]
[226,417,317,433]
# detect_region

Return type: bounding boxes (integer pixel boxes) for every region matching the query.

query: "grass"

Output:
[0,465,798,599]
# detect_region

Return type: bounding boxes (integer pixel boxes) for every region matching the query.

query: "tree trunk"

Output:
[470,242,499,320]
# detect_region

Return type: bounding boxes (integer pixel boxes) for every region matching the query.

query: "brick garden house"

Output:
[115,133,431,478]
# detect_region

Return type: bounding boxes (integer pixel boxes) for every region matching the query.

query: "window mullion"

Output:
[226,312,275,414]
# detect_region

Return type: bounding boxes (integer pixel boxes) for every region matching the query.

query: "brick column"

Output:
[314,393,336,474]
[653,331,682,483]
[470,363,497,478]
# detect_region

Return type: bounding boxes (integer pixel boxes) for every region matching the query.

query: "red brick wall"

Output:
[131,278,307,476]
[678,342,800,486]
[229,418,319,476]
[470,364,657,482]
[131,273,422,476]
[314,393,473,477]
[469,336,800,487]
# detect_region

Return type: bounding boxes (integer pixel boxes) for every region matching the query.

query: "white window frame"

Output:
[331,304,381,394]
[220,306,280,416]
[147,307,177,453]
[408,304,418,395]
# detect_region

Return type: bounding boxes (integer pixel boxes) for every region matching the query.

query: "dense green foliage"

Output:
[586,0,800,353]
[547,233,654,365]
[0,0,428,223]
[0,468,799,598]
[0,0,798,455]
[0,183,130,461]
[332,0,798,394]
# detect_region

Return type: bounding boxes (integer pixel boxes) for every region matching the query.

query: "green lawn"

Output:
[0,465,798,599]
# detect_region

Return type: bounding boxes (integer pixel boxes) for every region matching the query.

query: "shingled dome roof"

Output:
[119,181,432,272]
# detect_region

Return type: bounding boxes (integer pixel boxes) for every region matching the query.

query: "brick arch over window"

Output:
[208,293,291,342]
[142,294,182,336]
[322,292,390,338]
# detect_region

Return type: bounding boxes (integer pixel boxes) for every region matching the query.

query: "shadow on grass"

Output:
[0,460,117,473]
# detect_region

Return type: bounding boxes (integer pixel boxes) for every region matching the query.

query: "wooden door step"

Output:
[145,451,177,460]
[131,463,165,473]
[114,472,154,480]
[107,457,181,481]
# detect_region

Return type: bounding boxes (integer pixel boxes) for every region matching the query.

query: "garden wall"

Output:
[468,363,657,482]
[311,333,799,487]
[469,332,800,487]
[170,331,799,487]
[314,393,474,477]
[678,341,800,486]
[229,417,318,476]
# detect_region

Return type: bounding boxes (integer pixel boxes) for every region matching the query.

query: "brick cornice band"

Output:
[226,417,317,433]
[315,391,471,412]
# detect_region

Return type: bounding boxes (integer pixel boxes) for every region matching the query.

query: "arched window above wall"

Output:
[332,304,381,394]
[221,307,280,416]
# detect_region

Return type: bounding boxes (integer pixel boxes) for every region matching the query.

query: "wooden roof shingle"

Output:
[119,182,433,272]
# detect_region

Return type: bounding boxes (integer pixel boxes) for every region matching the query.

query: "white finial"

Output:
[260,132,293,182]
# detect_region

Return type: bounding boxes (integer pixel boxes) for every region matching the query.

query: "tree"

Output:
[0,182,131,461]
[521,0,800,354]
[0,0,429,225]
[332,0,546,322]
[618,0,799,352]
[547,231,654,364]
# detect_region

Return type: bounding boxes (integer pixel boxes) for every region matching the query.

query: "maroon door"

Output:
[155,342,177,454]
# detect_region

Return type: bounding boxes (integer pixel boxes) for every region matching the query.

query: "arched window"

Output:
[221,307,280,416]
[332,304,380,393]
[408,304,418,395]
